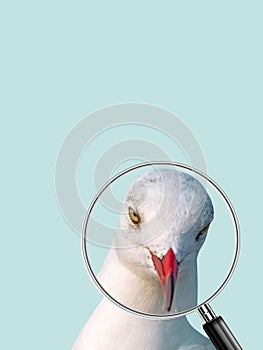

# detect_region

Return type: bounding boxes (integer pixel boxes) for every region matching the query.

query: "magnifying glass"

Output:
[81,162,243,350]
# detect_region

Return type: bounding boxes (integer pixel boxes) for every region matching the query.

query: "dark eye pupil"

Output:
[195,232,203,241]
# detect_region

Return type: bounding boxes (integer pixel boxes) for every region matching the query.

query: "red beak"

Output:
[150,248,178,311]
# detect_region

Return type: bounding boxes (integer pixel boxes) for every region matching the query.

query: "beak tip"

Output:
[164,272,175,312]
[166,303,172,312]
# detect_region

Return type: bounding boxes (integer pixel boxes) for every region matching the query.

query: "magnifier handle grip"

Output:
[203,316,242,350]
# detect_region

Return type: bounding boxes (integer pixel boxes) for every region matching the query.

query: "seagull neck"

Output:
[173,261,198,313]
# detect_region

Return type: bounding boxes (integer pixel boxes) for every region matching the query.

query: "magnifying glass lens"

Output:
[83,163,238,319]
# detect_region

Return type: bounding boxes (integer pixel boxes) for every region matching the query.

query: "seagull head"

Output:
[115,168,214,312]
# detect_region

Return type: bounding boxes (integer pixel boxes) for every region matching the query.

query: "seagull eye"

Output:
[195,224,210,241]
[128,207,141,225]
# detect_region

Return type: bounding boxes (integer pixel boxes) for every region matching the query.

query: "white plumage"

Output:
[73,168,215,349]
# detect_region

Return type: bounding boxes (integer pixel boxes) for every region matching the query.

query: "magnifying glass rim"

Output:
[81,161,240,320]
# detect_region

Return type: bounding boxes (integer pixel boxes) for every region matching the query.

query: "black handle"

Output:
[203,316,243,350]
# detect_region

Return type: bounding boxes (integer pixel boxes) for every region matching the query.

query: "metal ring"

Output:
[81,161,240,320]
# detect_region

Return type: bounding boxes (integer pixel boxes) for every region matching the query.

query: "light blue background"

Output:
[1,1,262,349]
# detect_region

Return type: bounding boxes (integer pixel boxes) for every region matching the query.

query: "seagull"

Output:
[72,168,215,349]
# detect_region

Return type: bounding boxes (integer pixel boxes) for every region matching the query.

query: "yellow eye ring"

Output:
[128,207,141,225]
[195,224,210,241]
